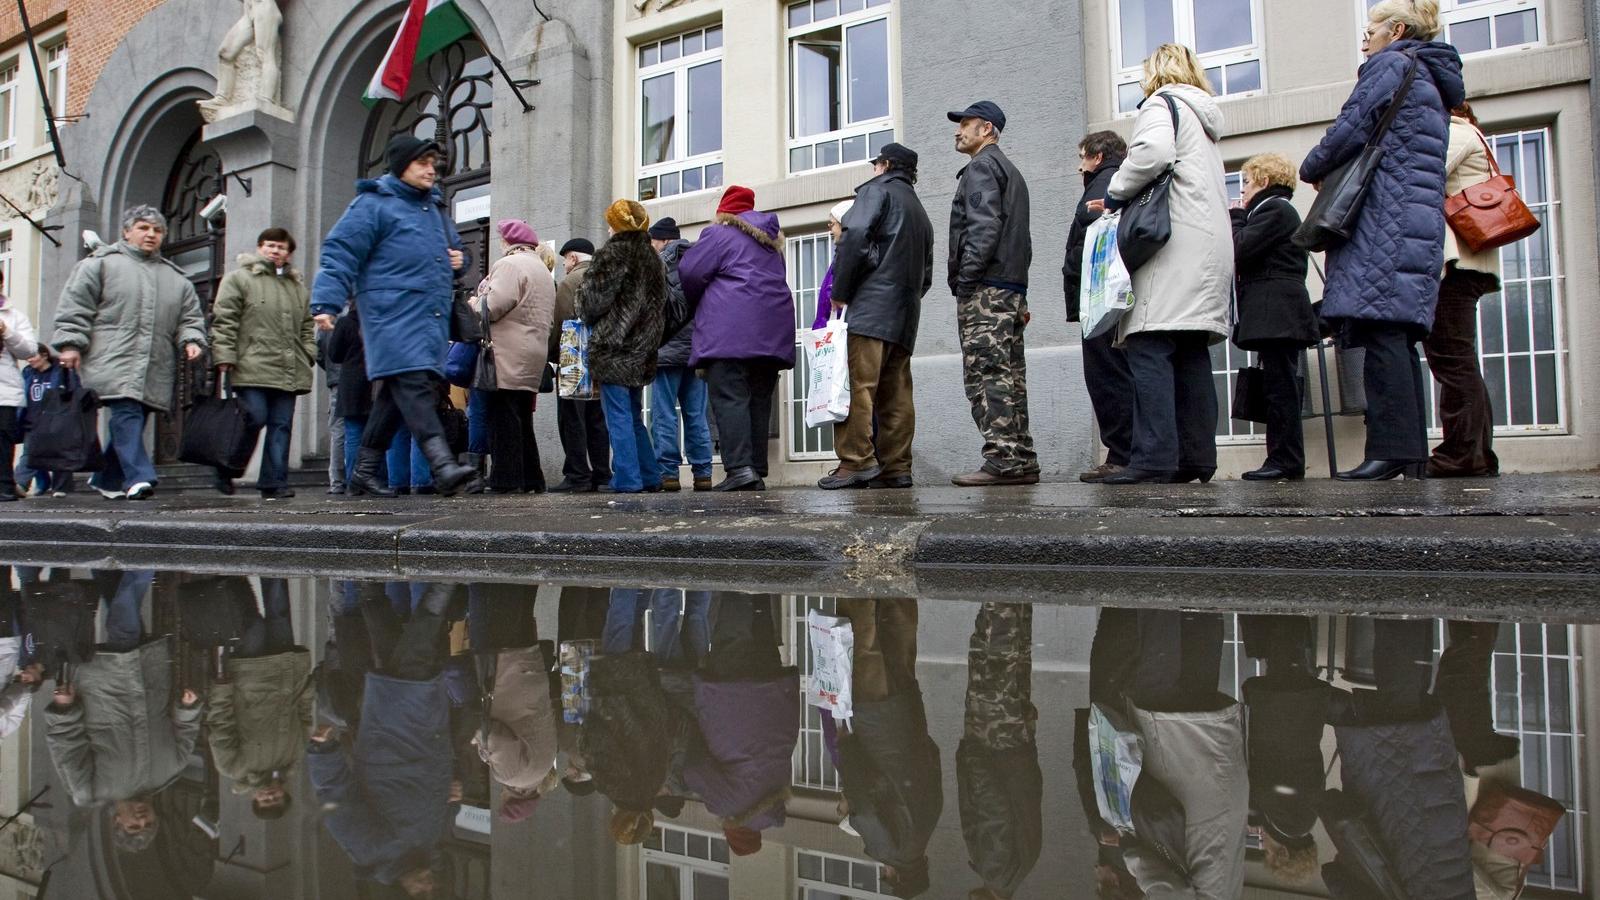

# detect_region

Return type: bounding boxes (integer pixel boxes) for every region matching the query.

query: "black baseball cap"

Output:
[946,100,1006,134]
[871,142,918,169]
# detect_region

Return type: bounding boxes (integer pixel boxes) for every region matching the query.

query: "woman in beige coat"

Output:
[472,219,558,493]
[1098,44,1233,484]
[1425,103,1502,478]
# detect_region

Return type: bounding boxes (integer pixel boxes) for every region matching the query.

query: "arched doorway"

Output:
[359,38,494,284]
[155,129,226,463]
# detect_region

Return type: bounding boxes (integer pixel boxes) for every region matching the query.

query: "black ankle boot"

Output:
[420,437,478,496]
[348,448,397,497]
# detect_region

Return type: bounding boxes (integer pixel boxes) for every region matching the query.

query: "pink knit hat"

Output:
[497,218,539,247]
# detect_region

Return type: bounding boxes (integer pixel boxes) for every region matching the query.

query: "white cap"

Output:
[830,199,854,224]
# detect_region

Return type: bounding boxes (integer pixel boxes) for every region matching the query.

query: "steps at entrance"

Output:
[156,457,333,494]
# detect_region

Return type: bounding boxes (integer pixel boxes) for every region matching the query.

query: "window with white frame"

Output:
[0,62,17,163]
[0,233,13,294]
[637,25,724,202]
[39,39,66,144]
[1210,171,1266,441]
[1361,0,1542,56]
[1112,0,1263,114]
[786,0,895,174]
[786,231,837,459]
[641,825,730,900]
[797,850,895,899]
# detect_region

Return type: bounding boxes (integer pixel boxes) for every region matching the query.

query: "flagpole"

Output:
[488,54,538,114]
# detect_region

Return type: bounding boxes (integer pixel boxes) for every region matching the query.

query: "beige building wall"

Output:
[0,20,68,335]
[1087,0,1596,476]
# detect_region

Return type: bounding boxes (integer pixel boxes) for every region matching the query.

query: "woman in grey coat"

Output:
[1099,45,1233,485]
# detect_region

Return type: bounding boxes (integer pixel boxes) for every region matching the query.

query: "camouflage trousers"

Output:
[957,287,1040,475]
[963,602,1036,750]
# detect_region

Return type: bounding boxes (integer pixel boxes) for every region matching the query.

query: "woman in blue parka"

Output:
[1300,0,1463,481]
[311,135,476,497]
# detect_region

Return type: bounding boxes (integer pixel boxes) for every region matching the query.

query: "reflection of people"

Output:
[308,582,459,896]
[581,597,674,845]
[43,571,202,854]
[0,567,41,738]
[1435,621,1519,774]
[836,599,941,898]
[206,577,313,820]
[468,585,560,821]
[958,603,1041,900]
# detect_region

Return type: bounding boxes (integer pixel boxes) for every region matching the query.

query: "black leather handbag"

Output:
[1294,52,1420,252]
[179,370,260,472]
[1117,93,1180,273]
[473,292,498,392]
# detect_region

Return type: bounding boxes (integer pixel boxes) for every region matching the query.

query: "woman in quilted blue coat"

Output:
[1300,0,1464,480]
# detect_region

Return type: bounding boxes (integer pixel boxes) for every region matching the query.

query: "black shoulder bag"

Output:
[473,290,498,392]
[1293,51,1420,251]
[1117,93,1180,273]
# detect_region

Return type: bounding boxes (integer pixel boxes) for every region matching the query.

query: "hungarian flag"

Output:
[363,0,475,105]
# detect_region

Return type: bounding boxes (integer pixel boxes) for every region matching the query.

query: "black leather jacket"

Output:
[948,143,1032,297]
[831,169,934,351]
[1062,155,1123,321]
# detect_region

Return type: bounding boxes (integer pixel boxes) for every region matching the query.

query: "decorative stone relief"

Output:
[634,0,686,12]
[25,160,58,215]
[199,0,292,123]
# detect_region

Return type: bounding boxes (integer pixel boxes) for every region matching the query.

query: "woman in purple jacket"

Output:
[679,186,797,492]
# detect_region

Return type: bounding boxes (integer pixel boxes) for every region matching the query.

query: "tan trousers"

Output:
[837,598,919,703]
[834,335,915,476]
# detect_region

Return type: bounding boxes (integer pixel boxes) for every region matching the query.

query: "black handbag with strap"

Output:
[22,368,103,473]
[179,370,260,472]
[473,291,498,392]
[1117,93,1180,273]
[1294,51,1421,251]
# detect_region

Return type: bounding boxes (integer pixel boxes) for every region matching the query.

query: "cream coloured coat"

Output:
[1107,83,1234,346]
[1443,117,1503,277]
[471,245,558,392]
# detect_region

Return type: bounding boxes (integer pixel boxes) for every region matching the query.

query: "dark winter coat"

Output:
[683,670,799,829]
[1329,705,1474,900]
[958,740,1043,899]
[307,673,454,886]
[310,174,465,379]
[679,212,796,368]
[831,169,934,352]
[1242,673,1329,848]
[21,576,97,668]
[1062,155,1123,321]
[580,652,673,812]
[948,143,1032,297]
[838,688,944,870]
[326,307,373,419]
[1300,40,1465,331]
[576,230,667,388]
[656,240,696,368]
[1230,186,1321,350]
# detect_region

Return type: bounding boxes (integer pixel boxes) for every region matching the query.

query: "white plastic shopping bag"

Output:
[1080,213,1136,340]
[1088,701,1143,833]
[804,314,852,429]
[805,610,854,720]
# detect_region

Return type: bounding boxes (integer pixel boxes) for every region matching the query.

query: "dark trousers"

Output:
[1082,330,1135,467]
[1123,331,1218,474]
[486,389,544,492]
[0,407,17,493]
[701,594,783,681]
[556,397,611,486]
[1129,610,1224,713]
[236,577,295,658]
[360,371,445,451]
[705,358,780,476]
[235,387,297,489]
[1348,321,1428,462]
[1424,268,1500,474]
[467,584,539,651]
[362,581,454,682]
[1258,344,1306,473]
[1332,618,1434,725]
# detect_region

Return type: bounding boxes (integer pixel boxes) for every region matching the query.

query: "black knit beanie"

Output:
[386,134,442,179]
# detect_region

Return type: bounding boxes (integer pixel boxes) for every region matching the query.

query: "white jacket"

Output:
[1107,84,1234,345]
[1443,117,1503,277]
[0,637,28,741]
[0,296,39,407]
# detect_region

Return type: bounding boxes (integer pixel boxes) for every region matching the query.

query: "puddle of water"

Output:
[0,563,1588,899]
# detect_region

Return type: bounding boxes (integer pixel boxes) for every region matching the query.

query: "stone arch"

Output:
[97,70,215,240]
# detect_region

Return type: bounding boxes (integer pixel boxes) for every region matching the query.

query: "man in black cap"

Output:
[945,101,1039,487]
[548,238,611,492]
[647,218,713,492]
[818,143,933,490]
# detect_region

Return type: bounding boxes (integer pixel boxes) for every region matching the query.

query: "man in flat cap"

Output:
[946,101,1039,487]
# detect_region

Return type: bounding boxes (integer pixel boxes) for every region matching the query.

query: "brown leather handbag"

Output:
[1445,128,1542,253]
[1468,782,1565,870]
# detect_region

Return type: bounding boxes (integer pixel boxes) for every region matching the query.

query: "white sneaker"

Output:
[126,482,154,500]
[51,490,67,498]
[96,487,126,500]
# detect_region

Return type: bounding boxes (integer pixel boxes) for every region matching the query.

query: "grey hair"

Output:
[120,205,167,233]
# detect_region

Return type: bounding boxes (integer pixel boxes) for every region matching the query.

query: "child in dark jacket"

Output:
[325,303,375,488]
[17,349,73,496]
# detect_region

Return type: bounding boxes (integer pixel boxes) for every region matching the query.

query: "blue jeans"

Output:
[343,416,366,483]
[467,389,491,456]
[103,569,154,652]
[599,383,657,493]
[601,588,711,665]
[236,388,297,490]
[92,400,158,492]
[651,367,713,480]
[386,428,432,490]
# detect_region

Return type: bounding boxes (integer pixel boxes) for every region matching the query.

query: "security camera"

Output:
[81,230,103,251]
[200,194,227,224]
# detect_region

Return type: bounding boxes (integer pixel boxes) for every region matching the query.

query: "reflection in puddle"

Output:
[0,565,1585,898]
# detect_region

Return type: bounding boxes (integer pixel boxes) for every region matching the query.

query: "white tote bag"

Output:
[1080,213,1136,340]
[804,314,852,429]
[805,610,854,720]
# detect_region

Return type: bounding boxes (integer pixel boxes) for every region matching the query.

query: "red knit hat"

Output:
[723,825,763,857]
[716,185,756,216]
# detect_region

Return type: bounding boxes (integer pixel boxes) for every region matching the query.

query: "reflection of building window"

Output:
[784,596,843,793]
[797,850,895,899]
[1112,0,1263,114]
[786,0,895,174]
[640,825,730,900]
[637,25,724,202]
[1361,0,1542,56]
[784,232,836,459]
[0,62,17,162]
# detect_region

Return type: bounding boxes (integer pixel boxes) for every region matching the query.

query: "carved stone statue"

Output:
[198,0,286,122]
[25,160,58,214]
